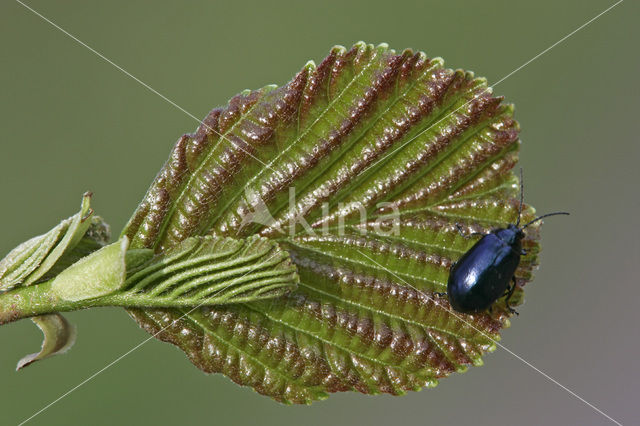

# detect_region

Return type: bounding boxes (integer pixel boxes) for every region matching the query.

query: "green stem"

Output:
[0,236,298,325]
[0,281,86,325]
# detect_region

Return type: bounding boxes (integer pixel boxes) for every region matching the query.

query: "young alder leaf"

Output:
[16,313,77,370]
[123,42,542,403]
[0,192,109,291]
[0,194,108,368]
[51,237,129,302]
[38,215,111,282]
[0,235,296,331]
[1,232,295,306]
[116,235,298,307]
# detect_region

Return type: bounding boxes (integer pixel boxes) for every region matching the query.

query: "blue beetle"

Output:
[446,172,568,314]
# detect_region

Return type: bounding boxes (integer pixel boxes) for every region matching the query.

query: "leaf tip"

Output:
[431,56,445,67]
[375,42,390,52]
[316,392,330,401]
[472,358,484,367]
[330,44,347,55]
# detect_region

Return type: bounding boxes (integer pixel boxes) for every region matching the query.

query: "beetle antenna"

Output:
[516,168,524,227]
[521,212,570,229]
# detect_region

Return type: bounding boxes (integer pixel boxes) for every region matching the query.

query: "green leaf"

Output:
[123,42,542,403]
[0,193,109,291]
[111,235,298,307]
[5,235,296,311]
[51,237,129,302]
[38,215,111,282]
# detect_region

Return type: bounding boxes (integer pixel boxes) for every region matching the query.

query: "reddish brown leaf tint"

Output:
[123,42,542,403]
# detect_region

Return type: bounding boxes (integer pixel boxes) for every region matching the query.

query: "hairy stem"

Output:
[0,281,84,325]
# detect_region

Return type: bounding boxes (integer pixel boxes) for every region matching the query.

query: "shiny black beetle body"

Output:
[445,170,568,314]
[447,225,523,313]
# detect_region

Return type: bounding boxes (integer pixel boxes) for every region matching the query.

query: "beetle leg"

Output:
[521,248,528,256]
[434,292,447,298]
[505,277,519,316]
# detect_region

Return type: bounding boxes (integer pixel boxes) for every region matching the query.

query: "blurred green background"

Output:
[1,0,637,424]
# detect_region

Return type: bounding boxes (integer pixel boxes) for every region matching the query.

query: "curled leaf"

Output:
[123,42,542,403]
[16,313,77,370]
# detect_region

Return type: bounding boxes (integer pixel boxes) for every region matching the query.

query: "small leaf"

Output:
[123,42,543,403]
[115,235,298,307]
[0,193,107,291]
[38,215,111,282]
[16,313,77,370]
[52,237,129,302]
[0,226,66,291]
[50,235,297,307]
